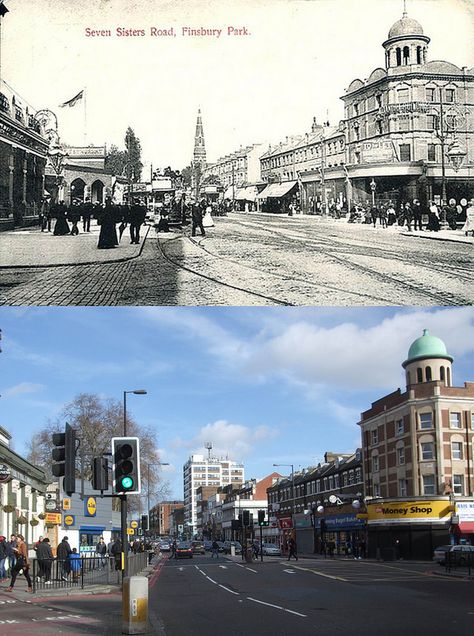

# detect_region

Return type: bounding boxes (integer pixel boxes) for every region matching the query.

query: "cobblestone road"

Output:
[0,215,472,306]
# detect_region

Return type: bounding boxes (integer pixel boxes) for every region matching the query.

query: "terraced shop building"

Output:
[359,329,474,559]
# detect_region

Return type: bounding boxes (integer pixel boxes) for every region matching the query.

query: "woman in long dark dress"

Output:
[53,202,70,235]
[97,201,118,249]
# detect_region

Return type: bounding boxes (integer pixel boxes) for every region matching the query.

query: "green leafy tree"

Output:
[125,127,143,182]
[105,144,127,176]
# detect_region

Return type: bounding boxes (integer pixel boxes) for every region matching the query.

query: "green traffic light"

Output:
[120,476,134,490]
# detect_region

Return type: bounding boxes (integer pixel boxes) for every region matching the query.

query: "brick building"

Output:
[359,329,474,559]
[149,500,184,537]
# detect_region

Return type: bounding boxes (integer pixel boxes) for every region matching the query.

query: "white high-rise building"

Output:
[183,453,245,535]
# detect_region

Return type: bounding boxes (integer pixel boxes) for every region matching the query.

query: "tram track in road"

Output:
[226,216,472,305]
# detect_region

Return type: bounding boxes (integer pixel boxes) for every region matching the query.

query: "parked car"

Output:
[203,540,213,551]
[216,541,226,552]
[191,541,206,555]
[222,541,242,555]
[433,544,474,565]
[175,542,193,559]
[261,542,281,556]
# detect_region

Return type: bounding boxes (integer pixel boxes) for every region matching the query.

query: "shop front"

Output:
[452,500,474,546]
[314,512,366,556]
[256,181,298,214]
[366,498,452,560]
[294,512,314,554]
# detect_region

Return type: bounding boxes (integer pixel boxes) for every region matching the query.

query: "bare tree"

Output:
[27,393,165,512]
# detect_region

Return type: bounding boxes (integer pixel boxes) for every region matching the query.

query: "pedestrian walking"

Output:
[5,534,32,593]
[36,537,53,583]
[57,536,72,581]
[370,205,378,228]
[81,198,93,232]
[53,201,70,235]
[404,202,413,231]
[129,199,146,244]
[95,536,107,568]
[462,198,474,236]
[427,200,440,231]
[40,198,52,232]
[97,199,118,249]
[211,540,219,559]
[328,540,336,558]
[110,538,122,571]
[6,534,17,574]
[412,199,423,231]
[191,203,206,237]
[287,537,298,561]
[0,536,7,581]
[386,202,396,226]
[67,202,81,235]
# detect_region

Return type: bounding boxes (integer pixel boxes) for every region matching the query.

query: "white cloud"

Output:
[171,419,279,460]
[2,382,44,397]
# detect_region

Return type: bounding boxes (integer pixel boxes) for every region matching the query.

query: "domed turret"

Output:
[382,10,430,70]
[403,329,453,388]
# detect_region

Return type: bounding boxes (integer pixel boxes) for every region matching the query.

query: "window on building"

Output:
[372,456,379,472]
[397,88,409,103]
[471,412,474,430]
[396,48,402,66]
[349,470,355,485]
[422,474,436,495]
[440,367,445,382]
[428,144,436,162]
[376,94,382,107]
[328,476,334,490]
[421,442,434,460]
[403,46,410,65]
[374,483,381,497]
[398,479,408,497]
[417,368,423,383]
[450,412,462,429]
[397,447,405,465]
[452,474,464,495]
[420,412,433,430]
[354,103,359,116]
[427,114,438,131]
[398,117,409,132]
[377,119,383,134]
[445,89,455,103]
[334,474,339,489]
[354,125,360,141]
[446,114,457,130]
[416,46,422,65]
[371,429,378,445]
[355,467,362,482]
[396,419,404,436]
[426,366,432,381]
[426,87,435,102]
[355,151,361,164]
[452,441,463,460]
[399,144,411,161]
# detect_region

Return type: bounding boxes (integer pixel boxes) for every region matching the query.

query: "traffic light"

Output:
[52,423,77,496]
[91,456,109,491]
[258,510,269,526]
[112,437,141,495]
[242,510,251,526]
[141,514,149,531]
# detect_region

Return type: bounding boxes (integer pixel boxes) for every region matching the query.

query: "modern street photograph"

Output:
[0,305,474,635]
[0,0,473,306]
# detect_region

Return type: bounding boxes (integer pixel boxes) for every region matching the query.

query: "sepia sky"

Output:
[3,0,474,174]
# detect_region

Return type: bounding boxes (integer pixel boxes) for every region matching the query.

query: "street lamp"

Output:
[121,388,147,579]
[370,179,376,207]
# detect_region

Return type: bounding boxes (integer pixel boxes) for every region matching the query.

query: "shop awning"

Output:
[458,522,474,533]
[235,186,259,202]
[256,181,297,199]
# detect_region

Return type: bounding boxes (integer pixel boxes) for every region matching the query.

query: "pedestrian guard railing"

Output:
[444,549,473,576]
[31,551,150,592]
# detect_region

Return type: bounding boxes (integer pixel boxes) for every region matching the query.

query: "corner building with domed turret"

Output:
[359,330,474,560]
[342,8,474,208]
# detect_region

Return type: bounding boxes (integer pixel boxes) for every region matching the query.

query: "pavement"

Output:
[0,221,150,268]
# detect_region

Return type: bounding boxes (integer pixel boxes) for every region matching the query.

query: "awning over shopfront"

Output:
[257,181,297,199]
[224,186,236,199]
[235,186,259,201]
[458,522,474,533]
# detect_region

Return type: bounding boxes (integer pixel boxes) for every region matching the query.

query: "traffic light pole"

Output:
[121,494,128,581]
[259,524,263,562]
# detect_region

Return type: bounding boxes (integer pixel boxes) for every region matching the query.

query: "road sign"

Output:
[44,513,61,525]
[64,514,75,526]
[127,528,135,535]
[45,499,57,511]
[131,520,138,529]
[63,498,71,510]
[84,496,97,517]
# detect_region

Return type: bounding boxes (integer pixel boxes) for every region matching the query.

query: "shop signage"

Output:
[278,517,293,529]
[63,498,71,510]
[456,501,474,522]
[0,464,11,483]
[294,514,313,529]
[314,513,365,531]
[131,520,138,529]
[44,513,61,525]
[64,514,75,527]
[84,496,97,517]
[367,500,451,524]
[127,528,135,535]
[361,141,395,163]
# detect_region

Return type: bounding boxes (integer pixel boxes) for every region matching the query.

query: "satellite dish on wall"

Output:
[328,495,338,504]
[317,505,324,514]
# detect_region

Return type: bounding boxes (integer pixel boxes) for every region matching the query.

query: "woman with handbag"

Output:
[6,534,33,593]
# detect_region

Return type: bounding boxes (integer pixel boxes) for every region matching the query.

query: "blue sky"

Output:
[1,306,473,502]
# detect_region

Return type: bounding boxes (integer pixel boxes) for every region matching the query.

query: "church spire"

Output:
[193,108,207,167]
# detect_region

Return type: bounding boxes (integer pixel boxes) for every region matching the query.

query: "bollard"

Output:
[230,545,235,557]
[122,576,148,635]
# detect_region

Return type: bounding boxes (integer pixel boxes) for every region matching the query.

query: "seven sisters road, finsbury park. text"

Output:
[84,26,252,38]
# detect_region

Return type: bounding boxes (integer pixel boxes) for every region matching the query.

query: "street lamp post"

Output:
[121,389,147,579]
[370,179,376,207]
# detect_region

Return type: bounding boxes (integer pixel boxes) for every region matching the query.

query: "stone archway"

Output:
[70,178,86,204]
[91,179,105,204]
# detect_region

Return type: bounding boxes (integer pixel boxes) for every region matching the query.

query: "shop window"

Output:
[426,87,435,102]
[422,474,436,495]
[452,474,464,495]
[450,412,462,429]
[396,419,404,436]
[399,144,411,161]
[451,441,463,460]
[417,368,423,383]
[397,447,405,465]
[428,144,436,162]
[426,366,432,381]
[419,412,433,430]
[421,442,434,460]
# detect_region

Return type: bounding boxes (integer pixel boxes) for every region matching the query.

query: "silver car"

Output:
[261,542,281,556]
[433,544,474,565]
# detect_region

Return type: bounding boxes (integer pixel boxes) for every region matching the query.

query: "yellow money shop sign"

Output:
[367,500,452,524]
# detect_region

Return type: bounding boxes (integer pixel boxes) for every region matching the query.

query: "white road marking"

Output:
[206,576,217,584]
[283,569,295,574]
[246,596,307,618]
[218,565,228,569]
[219,584,239,595]
[235,563,246,569]
[246,567,258,573]
[293,564,347,581]
[178,567,183,571]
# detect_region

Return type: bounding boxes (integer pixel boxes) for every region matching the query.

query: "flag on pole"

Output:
[59,90,84,108]
[0,2,9,18]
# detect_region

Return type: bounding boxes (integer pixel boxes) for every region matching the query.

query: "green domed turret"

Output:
[402,329,453,368]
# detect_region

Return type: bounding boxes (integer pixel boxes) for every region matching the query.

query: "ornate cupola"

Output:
[383,2,430,70]
[402,329,453,388]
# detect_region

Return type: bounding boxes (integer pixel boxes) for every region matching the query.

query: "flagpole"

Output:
[83,87,87,145]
